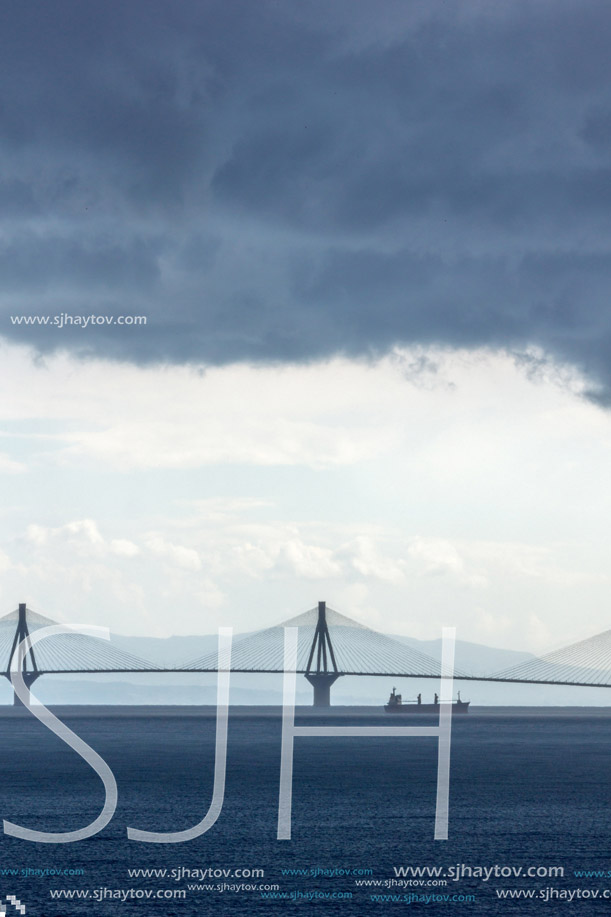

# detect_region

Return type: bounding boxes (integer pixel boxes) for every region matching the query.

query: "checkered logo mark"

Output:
[0,896,26,915]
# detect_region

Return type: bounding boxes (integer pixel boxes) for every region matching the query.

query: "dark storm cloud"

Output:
[2,0,611,394]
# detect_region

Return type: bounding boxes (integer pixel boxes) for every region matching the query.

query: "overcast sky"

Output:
[1,1,611,658]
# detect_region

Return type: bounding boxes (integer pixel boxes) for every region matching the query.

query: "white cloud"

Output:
[26,524,48,546]
[1,343,611,649]
[110,538,140,557]
[408,537,465,576]
[407,537,487,588]
[0,453,26,473]
[61,519,105,545]
[2,505,608,649]
[144,534,202,571]
[193,579,225,610]
[0,548,12,574]
[277,540,343,580]
[26,519,104,553]
[344,535,406,584]
[0,344,402,471]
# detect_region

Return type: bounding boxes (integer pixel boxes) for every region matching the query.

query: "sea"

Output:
[0,706,610,916]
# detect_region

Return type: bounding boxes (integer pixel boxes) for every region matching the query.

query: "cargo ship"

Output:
[384,687,469,714]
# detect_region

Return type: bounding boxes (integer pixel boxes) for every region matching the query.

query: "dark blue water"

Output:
[0,709,610,915]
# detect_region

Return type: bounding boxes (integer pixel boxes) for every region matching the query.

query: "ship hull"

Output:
[384,702,470,714]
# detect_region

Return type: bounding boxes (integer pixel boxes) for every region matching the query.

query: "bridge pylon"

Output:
[5,603,40,706]
[304,601,341,706]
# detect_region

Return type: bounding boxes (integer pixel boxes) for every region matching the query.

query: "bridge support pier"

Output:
[12,671,40,706]
[305,672,341,707]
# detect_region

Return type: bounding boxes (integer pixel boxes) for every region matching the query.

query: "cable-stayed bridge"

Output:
[0,605,156,674]
[2,601,611,706]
